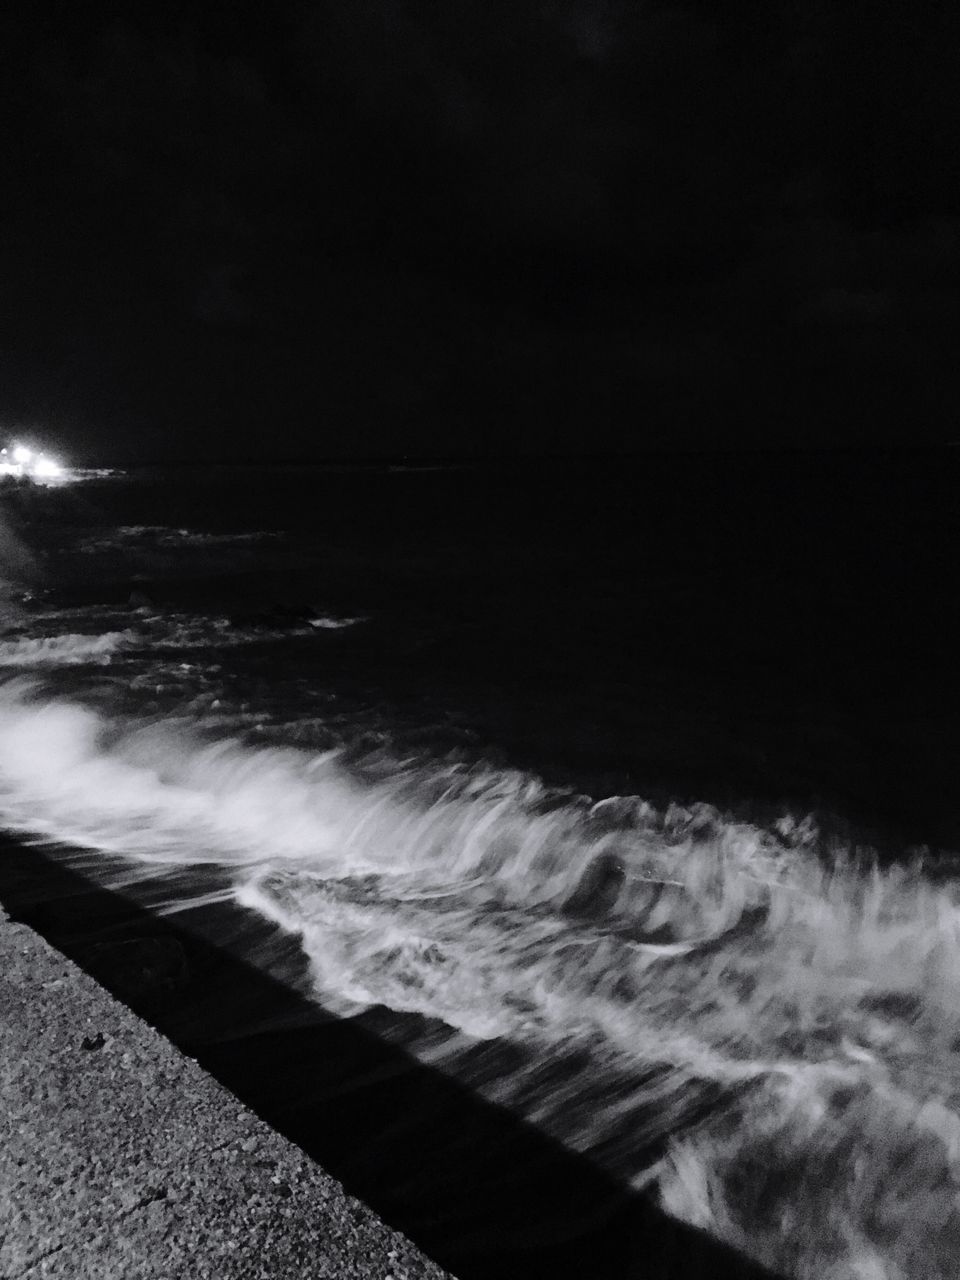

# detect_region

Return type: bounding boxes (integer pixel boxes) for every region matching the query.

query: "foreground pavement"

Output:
[0,904,451,1280]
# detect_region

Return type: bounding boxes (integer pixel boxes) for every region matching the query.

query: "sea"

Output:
[1,451,959,1280]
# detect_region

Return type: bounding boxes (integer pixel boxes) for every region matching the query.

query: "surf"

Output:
[1,676,959,1277]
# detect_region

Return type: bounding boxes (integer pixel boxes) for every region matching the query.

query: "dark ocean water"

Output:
[1,453,959,1279]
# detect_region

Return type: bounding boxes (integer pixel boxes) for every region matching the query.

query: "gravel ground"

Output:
[0,903,453,1280]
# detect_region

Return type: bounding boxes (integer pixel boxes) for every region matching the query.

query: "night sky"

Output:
[3,1,960,462]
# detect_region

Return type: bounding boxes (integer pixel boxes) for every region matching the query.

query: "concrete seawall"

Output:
[0,904,451,1280]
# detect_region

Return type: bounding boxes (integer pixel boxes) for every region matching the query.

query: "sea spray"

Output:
[1,677,959,1276]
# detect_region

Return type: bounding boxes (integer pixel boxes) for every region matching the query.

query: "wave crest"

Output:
[1,679,959,1277]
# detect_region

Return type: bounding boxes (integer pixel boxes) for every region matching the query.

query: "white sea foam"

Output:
[0,631,135,666]
[306,615,364,630]
[0,677,958,1278]
[78,525,282,553]
[146,613,363,648]
[10,609,362,665]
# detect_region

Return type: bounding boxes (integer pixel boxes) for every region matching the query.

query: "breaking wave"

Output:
[0,610,361,669]
[0,677,959,1277]
[0,631,135,666]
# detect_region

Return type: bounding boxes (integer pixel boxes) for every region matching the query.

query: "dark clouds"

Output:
[2,1,960,459]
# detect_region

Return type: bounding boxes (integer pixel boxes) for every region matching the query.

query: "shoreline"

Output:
[0,833,779,1279]
[0,890,450,1280]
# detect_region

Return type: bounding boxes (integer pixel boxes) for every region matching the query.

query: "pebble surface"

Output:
[0,905,453,1280]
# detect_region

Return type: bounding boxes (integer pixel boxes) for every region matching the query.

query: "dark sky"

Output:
[3,1,960,461]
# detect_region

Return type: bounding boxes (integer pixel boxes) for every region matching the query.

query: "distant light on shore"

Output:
[32,455,63,478]
[1,443,67,484]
